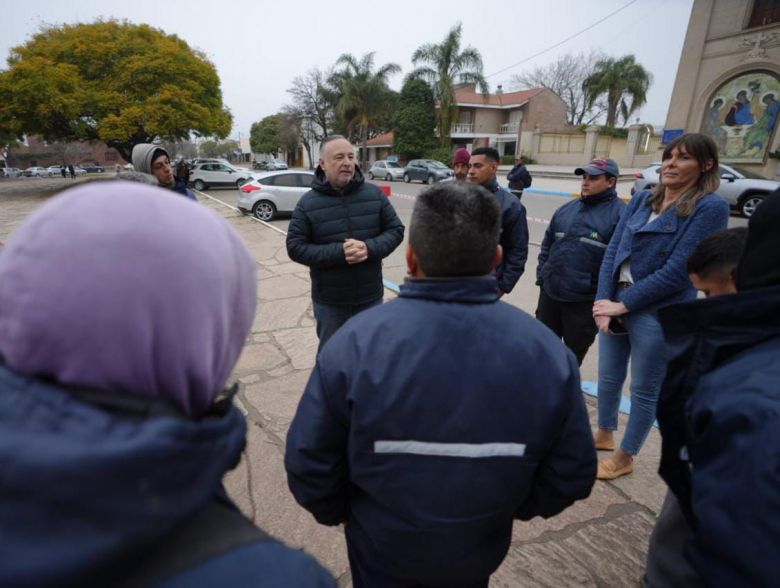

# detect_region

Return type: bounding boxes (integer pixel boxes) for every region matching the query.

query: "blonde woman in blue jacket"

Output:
[592,133,729,480]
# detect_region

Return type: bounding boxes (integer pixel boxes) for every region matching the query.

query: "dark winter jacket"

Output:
[484,178,529,293]
[507,163,532,191]
[0,366,334,588]
[286,167,404,305]
[656,286,780,588]
[537,188,625,301]
[285,277,596,586]
[596,190,729,312]
[171,178,196,201]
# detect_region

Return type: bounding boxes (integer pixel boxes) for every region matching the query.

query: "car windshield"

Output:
[386,162,401,168]
[727,165,768,180]
[426,160,448,169]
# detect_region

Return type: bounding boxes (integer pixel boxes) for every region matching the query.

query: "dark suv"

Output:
[403,159,453,184]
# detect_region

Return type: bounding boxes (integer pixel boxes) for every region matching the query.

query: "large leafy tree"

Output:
[583,55,652,127]
[331,52,400,167]
[393,78,436,160]
[250,114,283,155]
[409,23,488,146]
[0,20,232,161]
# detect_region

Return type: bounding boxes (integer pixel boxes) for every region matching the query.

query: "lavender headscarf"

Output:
[0,182,257,417]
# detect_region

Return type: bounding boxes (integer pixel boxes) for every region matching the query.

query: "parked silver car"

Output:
[403,159,454,184]
[24,166,48,177]
[368,160,405,181]
[631,162,778,217]
[1,167,23,178]
[46,165,66,176]
[189,162,253,190]
[237,170,315,221]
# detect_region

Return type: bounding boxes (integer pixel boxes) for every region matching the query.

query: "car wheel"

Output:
[368,172,374,180]
[404,173,411,183]
[427,174,435,185]
[385,174,392,181]
[740,193,765,218]
[193,179,206,191]
[253,200,277,222]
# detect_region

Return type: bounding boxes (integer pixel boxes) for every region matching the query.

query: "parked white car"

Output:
[368,160,405,181]
[1,167,23,178]
[632,161,778,217]
[24,166,48,177]
[46,165,66,176]
[189,162,253,190]
[237,170,315,221]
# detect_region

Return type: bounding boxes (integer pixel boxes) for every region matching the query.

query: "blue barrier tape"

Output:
[582,380,657,428]
[383,278,401,293]
[524,187,575,197]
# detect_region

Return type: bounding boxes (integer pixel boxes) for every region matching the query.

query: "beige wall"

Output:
[472,108,503,134]
[665,0,780,178]
[523,89,570,132]
[529,129,665,170]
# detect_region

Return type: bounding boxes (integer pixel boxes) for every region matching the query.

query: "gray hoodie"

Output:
[131,143,168,176]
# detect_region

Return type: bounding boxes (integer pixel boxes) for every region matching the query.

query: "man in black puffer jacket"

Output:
[287,135,404,349]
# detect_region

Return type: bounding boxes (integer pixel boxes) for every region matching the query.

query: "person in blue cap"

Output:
[536,157,625,365]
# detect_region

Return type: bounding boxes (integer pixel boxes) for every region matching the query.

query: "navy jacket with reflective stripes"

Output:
[536,188,625,302]
[285,277,596,585]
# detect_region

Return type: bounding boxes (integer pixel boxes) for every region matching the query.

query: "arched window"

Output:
[702,70,780,162]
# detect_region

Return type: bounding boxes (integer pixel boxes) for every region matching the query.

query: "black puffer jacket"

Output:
[286,167,404,305]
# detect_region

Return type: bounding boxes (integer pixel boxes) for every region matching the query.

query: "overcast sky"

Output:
[2,0,694,140]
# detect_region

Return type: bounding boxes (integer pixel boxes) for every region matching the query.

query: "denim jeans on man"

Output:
[596,307,667,455]
[313,298,382,351]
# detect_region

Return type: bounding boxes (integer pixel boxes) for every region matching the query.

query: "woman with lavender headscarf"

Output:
[0,183,334,587]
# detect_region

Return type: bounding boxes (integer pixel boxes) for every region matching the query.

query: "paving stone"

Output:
[511,479,628,542]
[265,261,309,276]
[258,274,311,300]
[493,508,656,587]
[252,333,272,343]
[241,370,311,441]
[233,342,287,373]
[223,423,348,579]
[252,296,311,332]
[274,327,318,370]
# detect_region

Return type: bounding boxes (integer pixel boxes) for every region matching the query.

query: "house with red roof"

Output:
[448,84,570,158]
[360,85,571,165]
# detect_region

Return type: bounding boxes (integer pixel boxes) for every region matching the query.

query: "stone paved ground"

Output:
[0,178,665,587]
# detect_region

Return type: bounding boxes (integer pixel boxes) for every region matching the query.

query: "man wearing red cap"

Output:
[451,148,470,181]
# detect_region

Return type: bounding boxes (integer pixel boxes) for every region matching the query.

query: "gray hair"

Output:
[319,135,349,156]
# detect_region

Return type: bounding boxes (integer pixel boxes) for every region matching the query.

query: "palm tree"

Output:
[583,55,652,127]
[409,23,488,146]
[332,52,400,169]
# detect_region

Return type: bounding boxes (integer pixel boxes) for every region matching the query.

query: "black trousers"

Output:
[535,289,598,365]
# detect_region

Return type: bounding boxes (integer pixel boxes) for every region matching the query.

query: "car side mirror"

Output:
[721,173,736,182]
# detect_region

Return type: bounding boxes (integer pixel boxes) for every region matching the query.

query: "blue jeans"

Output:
[596,308,667,455]
[313,298,382,352]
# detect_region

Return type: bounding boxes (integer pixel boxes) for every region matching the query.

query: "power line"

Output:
[485,0,640,79]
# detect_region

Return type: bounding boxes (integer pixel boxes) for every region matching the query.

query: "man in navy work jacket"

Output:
[467,146,529,294]
[536,157,626,364]
[285,181,596,588]
[286,135,404,349]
